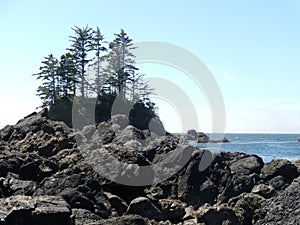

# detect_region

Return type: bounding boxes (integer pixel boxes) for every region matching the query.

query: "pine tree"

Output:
[57,52,79,97]
[128,73,154,102]
[106,29,137,98]
[90,27,107,94]
[68,25,93,97]
[33,54,58,106]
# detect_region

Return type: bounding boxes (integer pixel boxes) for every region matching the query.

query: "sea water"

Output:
[190,133,300,162]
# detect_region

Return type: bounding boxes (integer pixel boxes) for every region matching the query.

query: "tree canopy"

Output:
[33,25,157,129]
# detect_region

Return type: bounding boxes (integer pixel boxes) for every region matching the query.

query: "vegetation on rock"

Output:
[33,26,156,129]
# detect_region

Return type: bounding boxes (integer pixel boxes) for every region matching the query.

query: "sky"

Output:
[1,0,300,133]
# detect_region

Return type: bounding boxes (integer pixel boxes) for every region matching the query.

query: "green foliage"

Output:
[33,54,58,107]
[90,27,107,94]
[68,25,94,97]
[33,26,157,129]
[106,29,137,97]
[57,53,79,97]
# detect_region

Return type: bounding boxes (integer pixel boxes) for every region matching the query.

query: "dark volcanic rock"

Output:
[104,192,128,216]
[126,197,163,220]
[33,170,111,218]
[229,155,263,175]
[72,208,102,225]
[186,129,198,140]
[196,204,241,225]
[260,159,298,183]
[92,214,150,225]
[228,193,266,225]
[255,176,300,224]
[0,111,299,224]
[251,184,275,199]
[1,172,37,196]
[158,198,186,222]
[0,195,73,225]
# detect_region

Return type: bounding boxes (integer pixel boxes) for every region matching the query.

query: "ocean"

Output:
[189,133,300,162]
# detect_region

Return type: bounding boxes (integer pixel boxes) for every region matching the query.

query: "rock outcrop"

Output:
[0,110,299,224]
[0,195,72,225]
[186,130,229,143]
[255,176,300,224]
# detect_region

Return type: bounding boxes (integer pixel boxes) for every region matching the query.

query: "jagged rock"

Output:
[228,193,266,225]
[267,175,287,191]
[19,155,59,182]
[292,159,300,174]
[183,206,196,221]
[0,125,14,142]
[72,208,102,225]
[158,199,186,221]
[255,176,300,224]
[260,159,298,183]
[195,132,229,143]
[251,184,275,198]
[0,195,73,225]
[91,214,150,225]
[104,192,128,216]
[229,155,263,176]
[1,172,37,196]
[13,109,48,138]
[113,125,146,146]
[111,114,130,130]
[126,197,163,220]
[196,204,241,225]
[186,129,198,140]
[178,150,217,207]
[1,111,300,224]
[94,121,116,144]
[0,153,24,177]
[33,171,111,218]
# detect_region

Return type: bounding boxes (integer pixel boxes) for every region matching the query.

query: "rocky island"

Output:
[0,110,299,225]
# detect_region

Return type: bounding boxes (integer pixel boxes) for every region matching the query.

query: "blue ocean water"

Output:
[191,133,300,162]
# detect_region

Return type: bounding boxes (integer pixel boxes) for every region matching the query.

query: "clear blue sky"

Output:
[1,0,300,133]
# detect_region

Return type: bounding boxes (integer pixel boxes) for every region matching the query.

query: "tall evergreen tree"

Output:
[33,54,58,106]
[68,25,93,97]
[90,27,107,94]
[57,52,79,97]
[106,29,137,98]
[129,73,154,102]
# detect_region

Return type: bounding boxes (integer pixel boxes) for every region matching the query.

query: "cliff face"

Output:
[0,110,299,225]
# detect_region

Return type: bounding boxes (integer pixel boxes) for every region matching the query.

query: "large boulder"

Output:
[33,171,111,218]
[228,193,266,225]
[0,195,73,225]
[260,159,298,183]
[126,197,163,220]
[177,150,218,207]
[72,208,102,225]
[229,155,263,176]
[104,192,128,216]
[196,204,241,225]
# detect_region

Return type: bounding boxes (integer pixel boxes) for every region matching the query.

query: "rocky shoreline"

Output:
[0,110,299,225]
